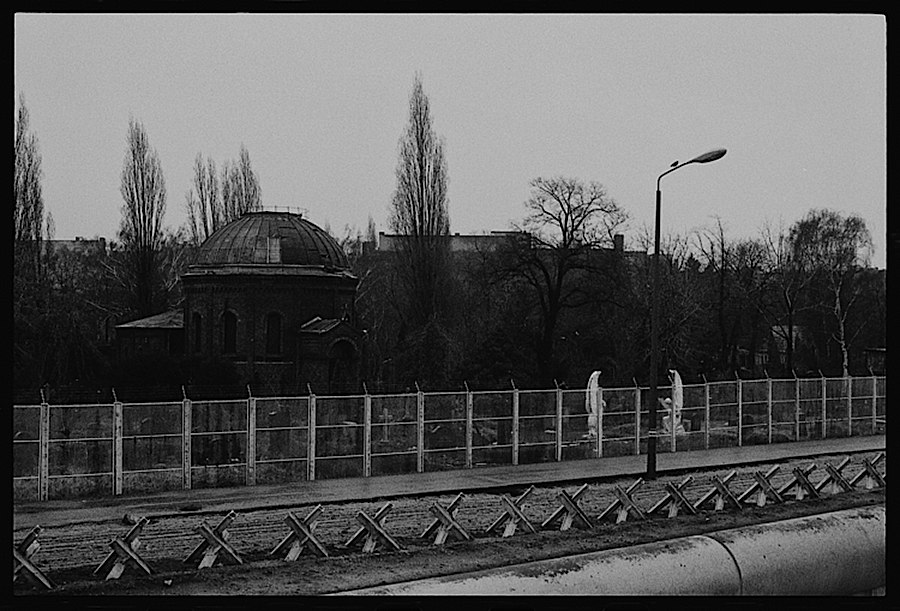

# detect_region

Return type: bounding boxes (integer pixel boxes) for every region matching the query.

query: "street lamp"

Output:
[647,148,726,479]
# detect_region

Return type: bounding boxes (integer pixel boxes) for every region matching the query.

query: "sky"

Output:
[14,13,887,268]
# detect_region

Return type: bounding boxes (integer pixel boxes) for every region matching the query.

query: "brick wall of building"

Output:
[182,271,358,392]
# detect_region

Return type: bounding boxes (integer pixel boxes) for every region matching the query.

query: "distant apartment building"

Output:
[43,236,109,256]
[375,230,529,253]
[375,231,638,259]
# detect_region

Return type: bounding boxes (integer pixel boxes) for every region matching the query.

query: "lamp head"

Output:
[689,148,727,164]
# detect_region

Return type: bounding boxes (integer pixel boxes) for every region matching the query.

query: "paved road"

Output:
[13,435,885,530]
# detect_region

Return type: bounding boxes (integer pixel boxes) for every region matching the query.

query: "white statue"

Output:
[661,369,685,435]
[586,370,605,439]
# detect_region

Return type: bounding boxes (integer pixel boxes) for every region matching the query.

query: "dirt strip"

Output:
[13,450,885,596]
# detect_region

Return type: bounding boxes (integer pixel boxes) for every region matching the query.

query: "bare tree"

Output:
[634,226,706,377]
[221,144,261,225]
[729,237,771,371]
[186,154,220,245]
[499,176,627,384]
[789,209,873,376]
[695,218,731,368]
[389,72,451,329]
[695,217,772,374]
[118,117,167,317]
[185,144,261,245]
[759,220,815,373]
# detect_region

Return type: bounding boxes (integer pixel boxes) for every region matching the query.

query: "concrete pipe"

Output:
[707,504,885,595]
[343,534,742,595]
[336,504,884,596]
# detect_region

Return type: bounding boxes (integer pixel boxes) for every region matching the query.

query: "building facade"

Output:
[117,211,363,395]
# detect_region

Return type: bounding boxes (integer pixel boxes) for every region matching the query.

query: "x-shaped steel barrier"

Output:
[779,464,820,501]
[427,500,471,545]
[184,510,243,569]
[816,457,854,495]
[421,493,470,545]
[420,493,466,543]
[597,479,646,524]
[271,505,329,560]
[94,517,152,580]
[344,502,396,552]
[13,525,54,590]
[486,486,536,537]
[849,452,885,490]
[648,476,698,518]
[693,471,741,512]
[542,484,593,531]
[597,478,644,523]
[737,465,782,507]
[349,503,403,553]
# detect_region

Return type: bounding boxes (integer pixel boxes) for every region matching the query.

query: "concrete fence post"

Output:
[307,386,316,482]
[736,373,743,447]
[766,373,773,445]
[702,374,710,451]
[870,373,877,432]
[464,382,473,469]
[820,372,827,439]
[597,386,603,459]
[634,379,641,456]
[246,387,256,487]
[846,376,852,438]
[511,380,519,467]
[416,383,424,474]
[671,385,677,453]
[39,393,50,502]
[113,397,123,496]
[363,385,372,478]
[181,391,192,491]
[555,382,563,462]
[793,370,801,442]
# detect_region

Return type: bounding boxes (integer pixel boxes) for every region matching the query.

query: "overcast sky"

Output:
[14,13,886,267]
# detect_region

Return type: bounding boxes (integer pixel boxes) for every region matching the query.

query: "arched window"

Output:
[222,311,237,354]
[192,312,202,353]
[265,312,282,355]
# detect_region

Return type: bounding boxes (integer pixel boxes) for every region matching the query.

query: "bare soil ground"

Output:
[13,451,885,596]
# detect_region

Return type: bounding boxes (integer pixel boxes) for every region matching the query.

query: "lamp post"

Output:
[647,148,726,479]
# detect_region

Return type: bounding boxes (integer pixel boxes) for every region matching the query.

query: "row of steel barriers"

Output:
[13,451,886,591]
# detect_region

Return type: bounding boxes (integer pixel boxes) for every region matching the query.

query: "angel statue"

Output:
[585,370,606,439]
[660,369,685,435]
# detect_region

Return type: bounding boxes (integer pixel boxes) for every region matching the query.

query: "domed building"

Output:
[117,211,363,395]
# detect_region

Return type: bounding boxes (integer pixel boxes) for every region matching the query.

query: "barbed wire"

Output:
[13,369,882,406]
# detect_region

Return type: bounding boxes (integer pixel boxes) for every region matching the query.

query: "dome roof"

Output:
[192,211,349,270]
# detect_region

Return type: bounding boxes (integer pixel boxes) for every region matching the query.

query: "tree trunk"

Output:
[834,285,850,377]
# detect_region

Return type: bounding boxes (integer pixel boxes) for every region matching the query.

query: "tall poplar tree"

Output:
[14,94,45,288]
[385,73,453,385]
[389,72,450,328]
[118,117,167,317]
